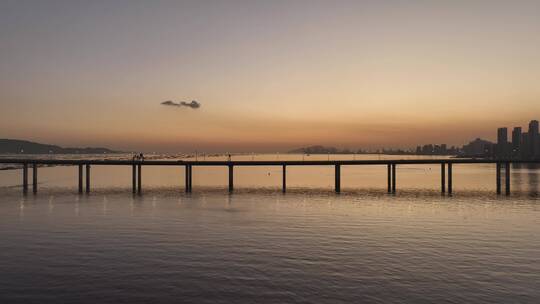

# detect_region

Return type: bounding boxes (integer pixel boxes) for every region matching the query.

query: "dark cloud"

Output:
[161,100,176,106]
[180,100,201,108]
[161,100,201,109]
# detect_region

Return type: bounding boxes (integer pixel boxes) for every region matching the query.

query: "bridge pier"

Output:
[132,164,136,194]
[282,165,286,193]
[22,163,28,193]
[185,165,192,193]
[185,165,189,192]
[32,163,37,194]
[189,165,193,192]
[228,165,234,193]
[391,164,396,193]
[387,164,391,193]
[137,164,142,194]
[78,164,83,193]
[335,165,341,193]
[447,163,453,195]
[85,164,90,193]
[505,162,510,195]
[441,163,446,194]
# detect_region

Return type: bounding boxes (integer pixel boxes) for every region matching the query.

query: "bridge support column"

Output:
[78,164,83,194]
[387,164,391,193]
[441,163,446,194]
[282,165,286,193]
[185,165,192,193]
[228,165,234,193]
[85,164,90,193]
[189,165,193,192]
[335,165,341,193]
[391,164,396,193]
[447,163,452,195]
[496,163,501,195]
[137,164,142,195]
[132,164,136,194]
[185,165,189,192]
[505,162,510,195]
[32,163,37,194]
[23,163,28,194]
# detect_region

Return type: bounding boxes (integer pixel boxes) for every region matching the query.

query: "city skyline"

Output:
[3,118,540,157]
[495,119,540,159]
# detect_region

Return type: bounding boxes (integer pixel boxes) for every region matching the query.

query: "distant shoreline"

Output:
[0,139,123,155]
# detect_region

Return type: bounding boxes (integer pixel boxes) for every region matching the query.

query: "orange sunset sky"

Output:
[2,0,540,152]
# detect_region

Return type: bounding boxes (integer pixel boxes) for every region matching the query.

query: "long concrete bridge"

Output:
[1,158,539,195]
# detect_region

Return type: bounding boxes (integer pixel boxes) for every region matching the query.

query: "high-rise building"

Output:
[511,127,522,158]
[511,127,522,149]
[529,120,539,159]
[529,120,539,134]
[441,144,447,154]
[496,127,508,158]
[521,132,530,159]
[497,128,507,145]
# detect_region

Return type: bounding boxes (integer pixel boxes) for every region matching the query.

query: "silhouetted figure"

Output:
[228,154,231,161]
[139,153,144,161]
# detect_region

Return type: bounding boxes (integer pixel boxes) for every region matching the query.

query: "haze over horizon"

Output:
[2,0,540,153]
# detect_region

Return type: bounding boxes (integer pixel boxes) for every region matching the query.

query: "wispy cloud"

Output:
[161,100,201,109]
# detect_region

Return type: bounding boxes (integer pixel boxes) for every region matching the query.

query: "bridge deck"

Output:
[1,158,539,166]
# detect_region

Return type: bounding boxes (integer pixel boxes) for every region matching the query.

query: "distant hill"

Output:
[0,139,122,154]
[288,145,340,154]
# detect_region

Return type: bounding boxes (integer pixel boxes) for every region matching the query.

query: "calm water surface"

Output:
[1,155,539,303]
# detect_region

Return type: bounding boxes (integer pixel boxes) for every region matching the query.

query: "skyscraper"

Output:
[511,127,522,158]
[529,120,539,134]
[496,127,508,158]
[497,127,508,145]
[529,120,539,159]
[512,127,521,148]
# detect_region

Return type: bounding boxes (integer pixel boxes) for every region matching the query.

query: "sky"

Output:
[1,0,540,153]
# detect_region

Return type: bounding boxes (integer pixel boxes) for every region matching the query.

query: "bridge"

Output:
[1,158,539,195]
